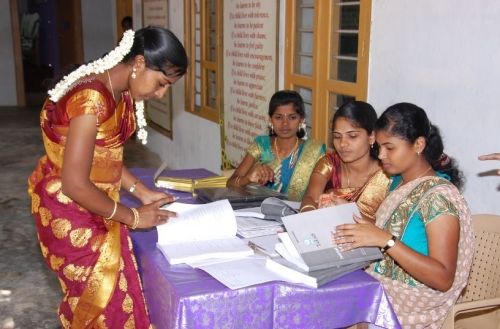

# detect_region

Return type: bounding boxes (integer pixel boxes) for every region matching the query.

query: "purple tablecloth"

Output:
[124,169,401,329]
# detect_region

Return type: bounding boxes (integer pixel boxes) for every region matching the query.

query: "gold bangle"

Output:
[104,201,118,220]
[299,204,316,212]
[130,208,140,230]
[129,180,140,193]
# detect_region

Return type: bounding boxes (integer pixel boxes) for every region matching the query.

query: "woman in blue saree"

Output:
[227,90,325,201]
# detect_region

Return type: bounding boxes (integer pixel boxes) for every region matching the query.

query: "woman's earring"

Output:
[370,143,374,149]
[300,122,307,140]
[268,122,274,135]
[131,67,137,79]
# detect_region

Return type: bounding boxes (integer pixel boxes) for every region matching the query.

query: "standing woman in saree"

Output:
[334,103,474,328]
[300,101,389,219]
[28,27,187,328]
[227,90,326,201]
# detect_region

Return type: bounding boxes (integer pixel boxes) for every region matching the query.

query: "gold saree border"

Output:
[287,140,325,201]
[71,194,121,328]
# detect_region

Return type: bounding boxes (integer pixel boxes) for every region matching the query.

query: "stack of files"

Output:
[157,200,253,265]
[234,206,284,238]
[265,203,383,287]
[155,175,227,192]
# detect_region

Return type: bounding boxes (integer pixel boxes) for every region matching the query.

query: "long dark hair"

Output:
[268,90,306,139]
[122,26,188,77]
[375,102,464,189]
[333,101,378,159]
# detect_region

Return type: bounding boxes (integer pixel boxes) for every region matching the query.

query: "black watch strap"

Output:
[381,235,397,253]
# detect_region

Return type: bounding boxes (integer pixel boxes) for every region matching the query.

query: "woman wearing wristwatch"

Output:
[334,103,473,328]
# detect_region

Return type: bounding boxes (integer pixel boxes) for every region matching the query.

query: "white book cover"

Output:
[156,200,253,265]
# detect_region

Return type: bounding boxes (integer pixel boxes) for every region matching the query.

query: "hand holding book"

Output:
[332,213,394,252]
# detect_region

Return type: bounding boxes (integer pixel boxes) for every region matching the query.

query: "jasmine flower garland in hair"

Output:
[135,100,148,144]
[47,29,149,144]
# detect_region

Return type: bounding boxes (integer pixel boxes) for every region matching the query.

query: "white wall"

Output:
[81,0,116,61]
[145,2,222,173]
[0,1,18,106]
[369,0,500,213]
[144,1,288,173]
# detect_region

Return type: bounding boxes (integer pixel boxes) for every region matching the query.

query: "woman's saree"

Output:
[315,152,390,221]
[28,79,152,328]
[247,135,326,201]
[367,176,474,328]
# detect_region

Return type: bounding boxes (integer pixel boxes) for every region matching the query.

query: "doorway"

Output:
[13,0,83,106]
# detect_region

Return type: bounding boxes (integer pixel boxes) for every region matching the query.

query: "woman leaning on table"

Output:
[28,27,187,328]
[334,103,474,328]
[227,90,326,201]
[300,101,389,219]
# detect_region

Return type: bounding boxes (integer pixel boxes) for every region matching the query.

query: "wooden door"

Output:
[116,0,133,39]
[56,0,83,71]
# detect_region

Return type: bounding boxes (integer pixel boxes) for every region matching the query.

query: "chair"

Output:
[442,214,500,329]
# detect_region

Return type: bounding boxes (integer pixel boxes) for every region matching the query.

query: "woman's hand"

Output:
[135,197,177,229]
[247,163,274,185]
[479,152,500,161]
[479,153,500,175]
[332,215,391,251]
[318,193,349,208]
[138,188,176,205]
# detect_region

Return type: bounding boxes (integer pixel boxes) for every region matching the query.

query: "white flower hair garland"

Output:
[47,29,148,144]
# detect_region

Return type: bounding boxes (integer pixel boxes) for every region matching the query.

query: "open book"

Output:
[156,200,253,265]
[280,202,382,271]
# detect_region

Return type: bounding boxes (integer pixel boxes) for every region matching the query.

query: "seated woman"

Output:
[334,103,474,328]
[300,101,389,220]
[227,90,325,201]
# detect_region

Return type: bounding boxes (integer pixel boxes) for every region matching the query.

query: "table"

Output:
[123,169,401,329]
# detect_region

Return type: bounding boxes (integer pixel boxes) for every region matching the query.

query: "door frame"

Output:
[10,0,26,106]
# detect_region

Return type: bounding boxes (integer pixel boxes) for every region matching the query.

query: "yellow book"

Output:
[155,175,228,192]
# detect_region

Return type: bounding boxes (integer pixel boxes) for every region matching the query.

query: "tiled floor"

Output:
[0,106,161,329]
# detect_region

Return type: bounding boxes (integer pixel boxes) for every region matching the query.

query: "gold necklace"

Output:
[343,162,376,188]
[273,137,299,161]
[415,166,433,180]
[398,166,433,188]
[106,70,116,102]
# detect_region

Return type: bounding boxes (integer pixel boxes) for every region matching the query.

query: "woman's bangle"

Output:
[129,180,140,193]
[129,208,140,230]
[299,204,316,212]
[104,201,118,220]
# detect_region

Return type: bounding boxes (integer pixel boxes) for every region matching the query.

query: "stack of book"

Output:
[155,175,228,193]
[265,203,383,288]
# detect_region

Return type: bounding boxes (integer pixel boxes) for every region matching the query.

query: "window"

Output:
[184,0,223,123]
[285,0,371,147]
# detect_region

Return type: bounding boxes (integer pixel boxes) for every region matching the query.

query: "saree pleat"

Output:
[28,79,151,328]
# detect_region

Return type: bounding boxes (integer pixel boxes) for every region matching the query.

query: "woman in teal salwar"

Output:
[227,90,326,201]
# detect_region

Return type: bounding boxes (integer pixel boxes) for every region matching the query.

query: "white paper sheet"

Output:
[157,199,236,245]
[157,237,253,265]
[197,256,299,290]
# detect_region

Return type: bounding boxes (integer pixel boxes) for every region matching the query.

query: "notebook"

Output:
[194,184,287,209]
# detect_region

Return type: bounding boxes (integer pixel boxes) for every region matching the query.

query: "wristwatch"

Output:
[381,235,397,253]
